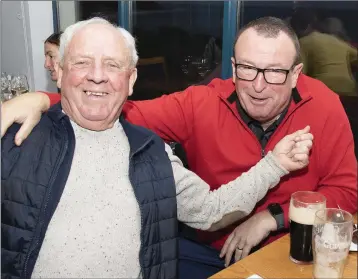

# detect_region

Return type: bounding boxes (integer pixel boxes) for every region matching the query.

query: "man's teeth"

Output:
[85,91,108,96]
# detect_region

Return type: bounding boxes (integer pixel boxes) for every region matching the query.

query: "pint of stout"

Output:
[289,191,326,264]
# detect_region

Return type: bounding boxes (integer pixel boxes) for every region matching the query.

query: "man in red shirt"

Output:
[2,16,357,278]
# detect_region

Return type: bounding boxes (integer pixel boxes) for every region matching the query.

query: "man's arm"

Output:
[45,92,61,105]
[44,87,198,144]
[122,87,201,143]
[315,103,357,211]
[167,126,313,231]
[1,85,203,146]
[166,143,287,231]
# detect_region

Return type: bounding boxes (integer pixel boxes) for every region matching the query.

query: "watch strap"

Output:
[267,203,285,230]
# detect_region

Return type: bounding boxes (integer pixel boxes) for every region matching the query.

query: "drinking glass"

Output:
[10,74,29,96]
[1,72,13,102]
[313,208,353,279]
[289,191,326,264]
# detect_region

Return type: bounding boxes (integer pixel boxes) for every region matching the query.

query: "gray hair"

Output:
[58,17,138,68]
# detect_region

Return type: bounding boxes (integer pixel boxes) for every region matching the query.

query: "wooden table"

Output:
[210,213,357,279]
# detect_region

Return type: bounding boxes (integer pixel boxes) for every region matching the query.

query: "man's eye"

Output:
[75,61,89,66]
[108,63,119,68]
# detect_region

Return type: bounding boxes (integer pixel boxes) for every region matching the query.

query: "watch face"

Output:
[269,204,283,215]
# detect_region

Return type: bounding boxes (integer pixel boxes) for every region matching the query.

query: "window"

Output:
[131,1,224,100]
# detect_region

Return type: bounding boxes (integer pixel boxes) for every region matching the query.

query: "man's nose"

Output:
[87,64,108,84]
[44,58,50,70]
[252,72,267,92]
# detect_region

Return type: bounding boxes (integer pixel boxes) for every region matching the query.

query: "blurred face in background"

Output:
[44,42,60,81]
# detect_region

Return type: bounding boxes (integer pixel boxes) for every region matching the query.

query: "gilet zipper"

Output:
[23,122,68,278]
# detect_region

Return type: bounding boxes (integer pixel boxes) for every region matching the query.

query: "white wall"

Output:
[1,1,34,89]
[28,1,57,92]
[58,1,78,31]
[1,1,57,92]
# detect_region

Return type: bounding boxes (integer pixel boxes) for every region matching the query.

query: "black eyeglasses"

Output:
[234,62,292,85]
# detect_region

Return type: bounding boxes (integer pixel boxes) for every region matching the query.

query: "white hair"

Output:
[58,17,138,68]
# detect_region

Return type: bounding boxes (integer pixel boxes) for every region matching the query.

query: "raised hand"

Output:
[272,126,313,171]
[1,92,50,145]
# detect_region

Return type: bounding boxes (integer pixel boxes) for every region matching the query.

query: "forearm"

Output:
[175,151,288,231]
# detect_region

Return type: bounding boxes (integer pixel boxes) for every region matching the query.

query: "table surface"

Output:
[210,213,357,279]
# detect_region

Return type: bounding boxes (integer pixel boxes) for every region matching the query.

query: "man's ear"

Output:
[291,63,303,89]
[128,68,137,96]
[55,62,63,89]
[231,57,236,83]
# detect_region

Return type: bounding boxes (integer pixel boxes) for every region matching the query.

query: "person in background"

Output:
[1,16,357,278]
[320,17,358,88]
[1,17,314,279]
[291,10,358,96]
[319,17,350,42]
[44,31,62,82]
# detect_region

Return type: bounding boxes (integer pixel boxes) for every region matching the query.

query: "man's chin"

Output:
[75,117,111,131]
[81,112,109,122]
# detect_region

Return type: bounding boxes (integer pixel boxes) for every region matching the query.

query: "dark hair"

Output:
[290,8,317,36]
[45,31,63,47]
[233,16,301,65]
[319,17,350,42]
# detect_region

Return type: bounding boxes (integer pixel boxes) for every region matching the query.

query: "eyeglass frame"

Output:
[233,60,295,85]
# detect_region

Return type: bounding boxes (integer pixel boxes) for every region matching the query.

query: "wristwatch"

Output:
[267,203,284,230]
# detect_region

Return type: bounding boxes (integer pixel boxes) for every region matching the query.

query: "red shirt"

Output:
[47,74,357,250]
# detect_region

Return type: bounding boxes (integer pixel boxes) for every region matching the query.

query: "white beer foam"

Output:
[289,202,325,225]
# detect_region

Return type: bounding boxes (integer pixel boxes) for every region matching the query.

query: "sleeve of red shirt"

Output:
[44,87,205,144]
[122,86,207,144]
[43,92,61,106]
[281,99,358,228]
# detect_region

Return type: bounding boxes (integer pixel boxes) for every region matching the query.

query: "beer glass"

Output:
[289,191,326,264]
[313,208,353,279]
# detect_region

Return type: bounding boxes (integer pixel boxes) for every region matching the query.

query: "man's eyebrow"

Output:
[263,63,288,69]
[235,58,255,66]
[236,59,287,69]
[103,56,125,63]
[69,55,92,60]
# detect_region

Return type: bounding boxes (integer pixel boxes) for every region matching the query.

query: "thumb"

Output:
[14,117,40,146]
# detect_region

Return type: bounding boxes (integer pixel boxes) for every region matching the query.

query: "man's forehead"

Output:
[71,24,123,46]
[235,29,296,66]
[236,28,294,49]
[66,25,129,60]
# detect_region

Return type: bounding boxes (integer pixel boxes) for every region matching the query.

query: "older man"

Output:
[1,18,313,279]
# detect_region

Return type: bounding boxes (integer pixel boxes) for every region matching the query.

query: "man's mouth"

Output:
[250,96,267,101]
[84,91,109,97]
[249,95,269,105]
